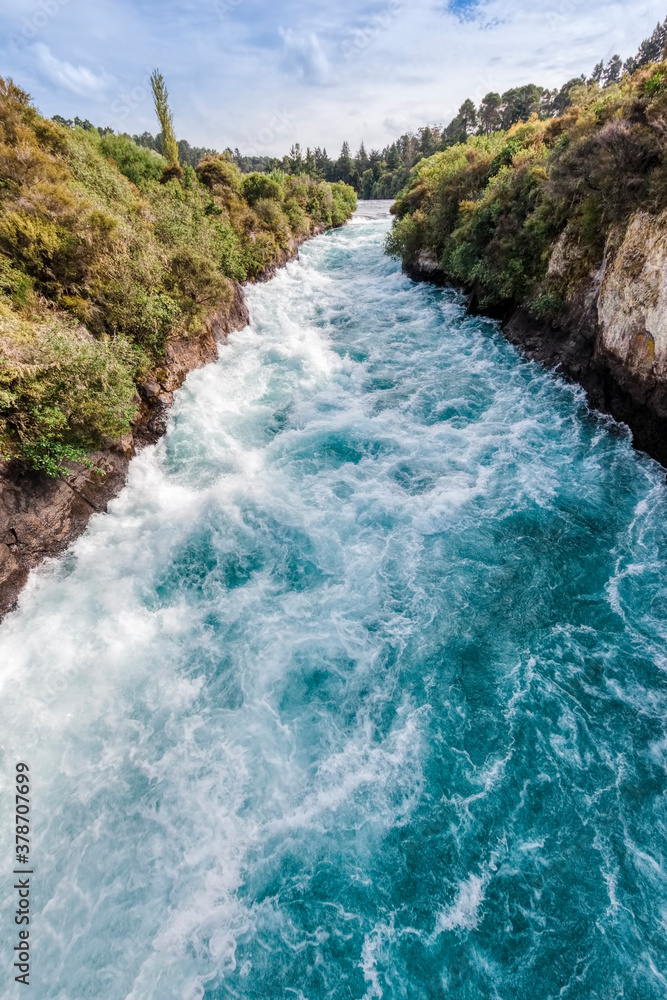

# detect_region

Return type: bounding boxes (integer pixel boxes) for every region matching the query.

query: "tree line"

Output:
[52,15,667,200]
[312,16,667,199]
[242,15,667,198]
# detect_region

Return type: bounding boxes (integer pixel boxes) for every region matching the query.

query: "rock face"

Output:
[505,211,667,468]
[597,210,667,380]
[409,210,667,471]
[0,282,250,619]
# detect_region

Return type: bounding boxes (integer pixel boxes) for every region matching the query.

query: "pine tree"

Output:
[336,141,354,184]
[603,55,623,85]
[590,60,604,84]
[478,92,502,134]
[418,126,439,155]
[304,147,321,178]
[385,144,400,170]
[499,85,543,129]
[442,99,478,147]
[314,147,333,180]
[287,143,305,174]
[355,141,369,174]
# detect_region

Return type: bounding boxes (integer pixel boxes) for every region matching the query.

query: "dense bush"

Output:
[241,172,282,206]
[0,303,141,475]
[386,62,667,314]
[0,79,356,474]
[98,133,165,186]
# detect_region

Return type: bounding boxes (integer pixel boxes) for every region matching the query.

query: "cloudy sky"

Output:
[1,0,664,156]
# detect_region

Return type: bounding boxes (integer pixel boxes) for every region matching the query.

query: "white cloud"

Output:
[1,0,665,155]
[278,27,334,85]
[33,43,111,96]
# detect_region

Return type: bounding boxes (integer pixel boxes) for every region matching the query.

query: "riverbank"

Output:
[387,58,667,470]
[0,284,242,618]
[405,224,667,470]
[0,79,356,617]
[0,225,335,619]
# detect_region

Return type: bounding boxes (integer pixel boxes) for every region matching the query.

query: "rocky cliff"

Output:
[504,210,667,468]
[406,209,667,471]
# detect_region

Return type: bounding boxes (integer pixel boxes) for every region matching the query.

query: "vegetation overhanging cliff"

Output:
[0,78,356,616]
[386,54,667,468]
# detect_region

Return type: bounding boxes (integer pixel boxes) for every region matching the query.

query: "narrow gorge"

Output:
[1,205,666,999]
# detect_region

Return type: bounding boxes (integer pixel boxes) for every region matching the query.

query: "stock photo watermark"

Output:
[213,0,243,17]
[243,108,297,155]
[545,0,587,29]
[10,762,32,987]
[8,0,71,48]
[108,71,153,124]
[341,0,402,60]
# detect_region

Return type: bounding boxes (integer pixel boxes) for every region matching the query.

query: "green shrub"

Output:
[0,309,140,474]
[241,172,282,206]
[385,211,425,266]
[99,132,165,186]
[331,181,358,225]
[530,289,567,319]
[195,155,242,193]
[283,197,309,237]
[253,198,291,247]
[240,231,282,278]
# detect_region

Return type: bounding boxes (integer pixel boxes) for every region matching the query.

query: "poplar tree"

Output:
[150,69,180,170]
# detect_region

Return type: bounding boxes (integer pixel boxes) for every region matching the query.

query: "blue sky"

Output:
[1,0,665,155]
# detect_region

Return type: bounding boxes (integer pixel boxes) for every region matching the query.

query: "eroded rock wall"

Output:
[597,210,667,381]
[501,210,667,468]
[406,209,667,470]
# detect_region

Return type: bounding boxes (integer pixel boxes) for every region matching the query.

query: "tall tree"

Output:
[314,147,333,180]
[361,169,375,199]
[542,78,582,117]
[355,141,369,174]
[442,99,478,147]
[385,143,400,170]
[478,92,503,134]
[500,85,543,129]
[150,69,179,170]
[335,141,354,184]
[590,60,604,84]
[286,143,305,174]
[625,17,667,72]
[304,147,322,178]
[418,126,440,155]
[603,55,623,85]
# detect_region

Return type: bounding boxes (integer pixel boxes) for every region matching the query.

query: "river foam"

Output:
[1,201,666,998]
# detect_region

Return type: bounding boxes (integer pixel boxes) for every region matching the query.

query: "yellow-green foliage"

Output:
[387,63,667,313]
[0,79,357,474]
[150,69,179,171]
[0,301,141,475]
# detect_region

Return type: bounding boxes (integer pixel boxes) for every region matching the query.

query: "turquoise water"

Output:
[1,202,667,999]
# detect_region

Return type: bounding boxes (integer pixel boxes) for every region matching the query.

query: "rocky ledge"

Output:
[406,210,667,470]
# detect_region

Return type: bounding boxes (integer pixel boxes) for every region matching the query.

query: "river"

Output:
[1,201,667,999]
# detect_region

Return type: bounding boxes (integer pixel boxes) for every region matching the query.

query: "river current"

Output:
[1,202,667,999]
